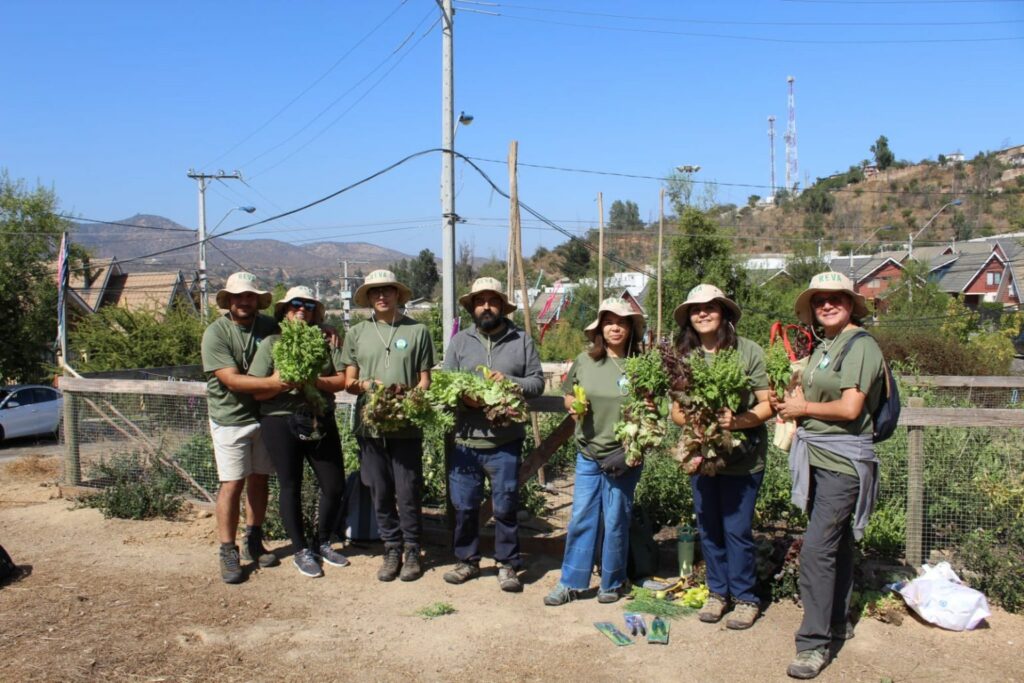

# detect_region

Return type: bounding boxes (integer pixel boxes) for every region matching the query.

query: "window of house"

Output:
[986,271,1002,286]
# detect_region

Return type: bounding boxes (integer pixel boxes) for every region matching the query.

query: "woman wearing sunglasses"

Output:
[774,272,885,680]
[249,286,349,578]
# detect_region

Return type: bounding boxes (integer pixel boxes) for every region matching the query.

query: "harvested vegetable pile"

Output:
[662,343,750,476]
[361,383,422,433]
[272,320,328,413]
[422,367,529,430]
[612,350,670,467]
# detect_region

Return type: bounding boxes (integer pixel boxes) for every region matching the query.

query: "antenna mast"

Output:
[768,115,777,197]
[784,76,798,193]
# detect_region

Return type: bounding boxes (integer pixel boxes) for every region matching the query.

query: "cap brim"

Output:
[459,290,516,315]
[672,298,742,327]
[354,282,412,307]
[216,289,271,310]
[794,288,869,324]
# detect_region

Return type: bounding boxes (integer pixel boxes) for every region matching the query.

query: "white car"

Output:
[0,385,63,443]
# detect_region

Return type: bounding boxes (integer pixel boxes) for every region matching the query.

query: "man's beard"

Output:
[474,310,503,333]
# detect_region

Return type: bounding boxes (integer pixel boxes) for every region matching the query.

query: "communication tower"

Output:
[768,115,777,196]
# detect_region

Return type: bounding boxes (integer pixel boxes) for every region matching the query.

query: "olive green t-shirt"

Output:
[801,327,885,476]
[703,337,770,477]
[248,334,345,417]
[561,352,629,460]
[340,316,436,438]
[201,313,279,426]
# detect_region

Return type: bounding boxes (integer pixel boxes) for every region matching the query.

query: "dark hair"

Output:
[588,314,642,361]
[674,302,738,357]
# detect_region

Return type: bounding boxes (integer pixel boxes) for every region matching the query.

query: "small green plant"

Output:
[958,525,1024,613]
[415,601,456,619]
[79,451,183,520]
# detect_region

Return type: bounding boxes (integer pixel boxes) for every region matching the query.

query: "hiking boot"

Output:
[318,542,351,568]
[219,544,243,584]
[831,621,855,641]
[698,593,729,623]
[443,561,480,585]
[241,526,280,568]
[497,565,523,593]
[787,647,829,680]
[726,601,760,630]
[399,544,422,582]
[543,583,576,607]
[377,544,403,582]
[293,548,323,578]
[597,585,625,604]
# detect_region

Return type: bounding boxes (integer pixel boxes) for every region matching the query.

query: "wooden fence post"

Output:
[63,392,81,485]
[905,396,925,567]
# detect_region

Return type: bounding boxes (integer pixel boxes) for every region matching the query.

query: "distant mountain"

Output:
[70,214,417,280]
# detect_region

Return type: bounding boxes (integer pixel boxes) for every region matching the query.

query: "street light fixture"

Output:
[211,205,256,235]
[908,199,962,259]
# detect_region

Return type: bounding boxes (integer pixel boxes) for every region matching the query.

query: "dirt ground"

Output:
[1,453,1022,683]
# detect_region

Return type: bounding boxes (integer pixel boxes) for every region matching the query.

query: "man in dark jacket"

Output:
[442,277,544,592]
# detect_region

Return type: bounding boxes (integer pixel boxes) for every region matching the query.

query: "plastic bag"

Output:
[898,561,991,631]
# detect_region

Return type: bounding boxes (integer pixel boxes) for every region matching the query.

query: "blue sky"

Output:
[3,0,1022,265]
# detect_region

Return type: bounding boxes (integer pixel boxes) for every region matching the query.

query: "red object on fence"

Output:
[769,321,813,361]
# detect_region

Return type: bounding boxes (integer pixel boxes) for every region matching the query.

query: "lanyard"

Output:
[371,315,400,369]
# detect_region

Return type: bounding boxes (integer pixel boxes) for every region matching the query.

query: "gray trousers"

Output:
[795,467,859,653]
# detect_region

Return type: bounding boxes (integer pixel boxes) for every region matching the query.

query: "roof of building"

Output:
[105,271,195,313]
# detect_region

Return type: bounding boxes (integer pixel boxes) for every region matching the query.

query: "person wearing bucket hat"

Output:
[248,286,349,578]
[341,269,436,582]
[441,277,544,592]
[669,284,772,630]
[544,297,646,607]
[775,271,885,680]
[201,272,286,583]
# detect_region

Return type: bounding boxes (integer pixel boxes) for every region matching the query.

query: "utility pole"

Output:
[597,192,605,301]
[187,169,243,319]
[657,188,665,342]
[340,259,369,327]
[440,0,457,351]
[784,76,799,194]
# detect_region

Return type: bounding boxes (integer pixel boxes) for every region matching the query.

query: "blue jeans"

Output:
[691,470,764,604]
[449,440,522,566]
[558,453,643,592]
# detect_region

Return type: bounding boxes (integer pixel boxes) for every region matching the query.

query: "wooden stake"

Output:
[657,188,665,342]
[597,191,604,301]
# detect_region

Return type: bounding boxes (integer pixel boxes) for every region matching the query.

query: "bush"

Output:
[874,327,1011,375]
[635,447,693,531]
[958,525,1024,613]
[171,432,217,491]
[80,451,183,520]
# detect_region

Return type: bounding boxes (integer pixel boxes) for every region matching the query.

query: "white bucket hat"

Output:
[673,283,742,327]
[353,269,413,307]
[794,271,869,325]
[584,297,646,342]
[273,286,325,324]
[216,271,271,310]
[459,277,516,315]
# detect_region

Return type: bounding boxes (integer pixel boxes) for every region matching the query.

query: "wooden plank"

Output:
[905,397,925,568]
[902,375,1024,389]
[899,407,1024,428]
[59,376,206,397]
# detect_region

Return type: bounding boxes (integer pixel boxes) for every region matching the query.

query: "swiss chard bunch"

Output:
[663,345,751,477]
[423,368,529,430]
[362,383,421,433]
[272,320,328,414]
[766,342,794,400]
[612,350,670,467]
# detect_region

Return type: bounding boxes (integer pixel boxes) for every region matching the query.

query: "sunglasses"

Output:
[810,293,849,308]
[288,299,317,311]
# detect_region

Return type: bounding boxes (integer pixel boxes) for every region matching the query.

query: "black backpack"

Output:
[831,330,901,443]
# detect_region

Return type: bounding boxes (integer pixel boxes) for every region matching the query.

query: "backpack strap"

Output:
[829,329,872,373]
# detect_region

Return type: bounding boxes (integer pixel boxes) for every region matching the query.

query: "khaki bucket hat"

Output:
[273,285,325,324]
[794,271,869,325]
[353,269,413,307]
[216,271,271,310]
[584,297,646,342]
[672,283,742,327]
[459,277,517,315]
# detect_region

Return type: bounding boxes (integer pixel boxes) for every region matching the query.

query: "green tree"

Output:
[608,199,644,232]
[871,135,895,170]
[555,239,591,280]
[951,209,971,242]
[0,172,72,382]
[70,303,205,372]
[663,207,745,306]
[408,248,440,299]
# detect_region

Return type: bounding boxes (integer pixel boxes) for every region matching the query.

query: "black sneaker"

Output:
[399,544,422,582]
[378,544,402,582]
[293,548,323,578]
[443,561,481,585]
[241,526,279,568]
[318,542,351,568]
[219,544,243,584]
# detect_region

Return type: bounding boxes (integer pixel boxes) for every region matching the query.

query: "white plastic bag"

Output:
[899,561,991,631]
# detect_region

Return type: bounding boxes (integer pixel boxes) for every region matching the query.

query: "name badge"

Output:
[817,355,831,370]
[395,338,408,350]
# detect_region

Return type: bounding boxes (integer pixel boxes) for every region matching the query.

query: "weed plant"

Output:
[80,451,183,520]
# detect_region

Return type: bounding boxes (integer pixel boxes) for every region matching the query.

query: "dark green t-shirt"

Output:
[801,327,885,476]
[561,352,630,459]
[248,334,344,417]
[340,316,436,438]
[702,337,770,477]
[201,314,279,426]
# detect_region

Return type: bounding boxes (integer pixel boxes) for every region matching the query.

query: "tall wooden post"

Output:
[597,192,604,301]
[906,396,925,567]
[62,388,81,485]
[657,188,665,342]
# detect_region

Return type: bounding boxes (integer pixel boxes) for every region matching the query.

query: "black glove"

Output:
[598,447,630,478]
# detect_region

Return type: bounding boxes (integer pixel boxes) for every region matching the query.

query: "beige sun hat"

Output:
[584,297,647,342]
[794,271,869,325]
[216,271,271,310]
[459,277,516,316]
[273,286,325,324]
[353,269,413,307]
[672,283,742,327]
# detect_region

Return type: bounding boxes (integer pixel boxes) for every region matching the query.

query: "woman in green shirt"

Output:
[670,284,772,630]
[249,286,349,579]
[544,298,646,607]
[775,272,884,680]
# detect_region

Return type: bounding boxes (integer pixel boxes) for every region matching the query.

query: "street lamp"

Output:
[849,225,896,270]
[199,205,256,318]
[908,199,962,259]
